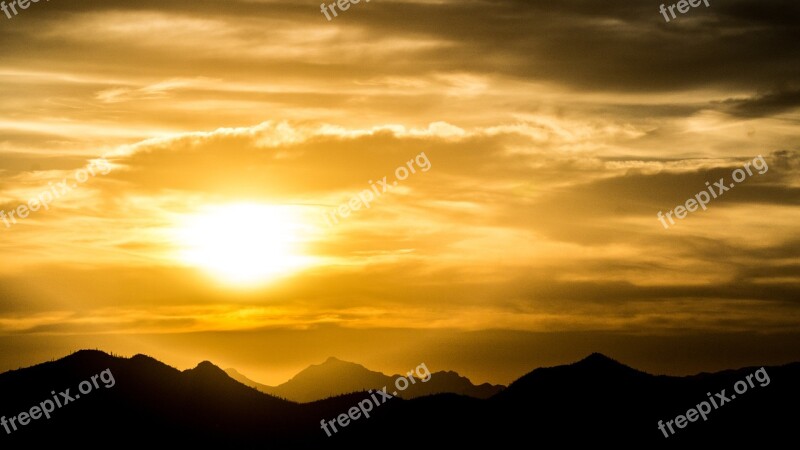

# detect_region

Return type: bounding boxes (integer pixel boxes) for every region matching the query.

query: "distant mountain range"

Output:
[225,356,504,402]
[0,350,796,447]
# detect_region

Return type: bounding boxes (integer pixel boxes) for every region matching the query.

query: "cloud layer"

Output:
[0,0,798,378]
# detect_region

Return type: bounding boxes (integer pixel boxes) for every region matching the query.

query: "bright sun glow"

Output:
[175,203,312,286]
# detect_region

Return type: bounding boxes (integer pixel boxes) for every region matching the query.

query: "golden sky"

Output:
[0,0,798,384]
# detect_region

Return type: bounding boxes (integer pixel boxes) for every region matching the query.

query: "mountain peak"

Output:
[186,361,229,379]
[131,353,161,363]
[572,353,639,374]
[196,360,222,370]
[71,349,111,357]
[579,353,616,364]
[316,357,366,370]
[66,349,113,362]
[60,350,115,367]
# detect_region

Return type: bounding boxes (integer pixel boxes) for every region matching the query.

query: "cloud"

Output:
[0,120,797,338]
[0,0,797,379]
[718,88,800,118]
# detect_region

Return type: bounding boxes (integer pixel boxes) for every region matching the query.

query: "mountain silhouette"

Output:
[226,356,504,402]
[0,350,796,447]
[497,352,649,400]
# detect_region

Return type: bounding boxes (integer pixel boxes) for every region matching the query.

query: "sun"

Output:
[174,203,312,286]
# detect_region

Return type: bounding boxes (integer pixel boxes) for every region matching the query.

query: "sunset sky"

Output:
[1,0,798,385]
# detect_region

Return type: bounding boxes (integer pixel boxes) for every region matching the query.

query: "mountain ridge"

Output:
[0,350,797,446]
[225,356,505,402]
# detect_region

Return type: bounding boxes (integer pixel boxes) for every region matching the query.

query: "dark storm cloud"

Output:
[719,88,800,118]
[1,0,797,93]
[339,0,800,92]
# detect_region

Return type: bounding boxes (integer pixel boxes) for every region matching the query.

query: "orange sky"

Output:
[0,0,798,385]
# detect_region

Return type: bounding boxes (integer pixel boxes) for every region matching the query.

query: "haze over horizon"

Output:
[1,0,799,386]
